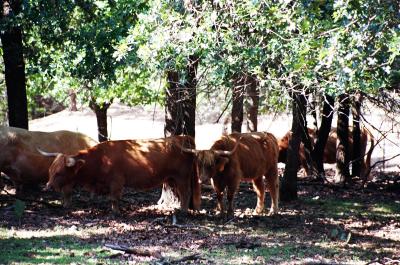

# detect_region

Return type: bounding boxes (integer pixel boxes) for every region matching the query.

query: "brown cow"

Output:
[0,126,97,191]
[183,132,279,217]
[42,135,201,213]
[278,127,375,179]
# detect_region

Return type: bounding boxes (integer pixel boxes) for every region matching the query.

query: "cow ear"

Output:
[216,157,229,172]
[74,159,85,174]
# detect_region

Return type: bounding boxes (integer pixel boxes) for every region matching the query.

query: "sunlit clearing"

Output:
[1,226,108,239]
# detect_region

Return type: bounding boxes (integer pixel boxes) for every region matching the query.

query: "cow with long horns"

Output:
[183,132,280,218]
[39,136,201,213]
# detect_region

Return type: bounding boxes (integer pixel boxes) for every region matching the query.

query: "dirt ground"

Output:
[1,171,399,264]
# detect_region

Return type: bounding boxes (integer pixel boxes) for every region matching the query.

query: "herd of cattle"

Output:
[0,125,374,217]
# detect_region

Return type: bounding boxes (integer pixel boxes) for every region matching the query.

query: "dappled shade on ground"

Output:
[1,172,399,264]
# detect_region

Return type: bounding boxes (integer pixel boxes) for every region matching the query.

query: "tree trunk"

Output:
[298,93,313,175]
[312,94,334,177]
[164,71,183,136]
[280,92,304,202]
[182,55,198,137]
[162,71,183,209]
[161,57,198,210]
[89,100,111,142]
[309,93,318,132]
[246,75,259,132]
[351,91,362,179]
[1,0,28,129]
[231,75,244,133]
[335,93,351,184]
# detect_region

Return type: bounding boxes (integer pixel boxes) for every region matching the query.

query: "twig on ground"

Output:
[150,217,166,224]
[104,243,162,258]
[107,252,123,259]
[154,253,202,265]
[383,257,400,265]
[365,258,382,265]
[224,216,237,225]
[169,253,202,264]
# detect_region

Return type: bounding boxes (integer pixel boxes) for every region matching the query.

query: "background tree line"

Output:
[1,0,399,201]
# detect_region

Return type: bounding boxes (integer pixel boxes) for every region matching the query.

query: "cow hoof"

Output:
[174,209,189,219]
[112,210,121,217]
[254,207,264,215]
[267,210,279,216]
[226,210,234,220]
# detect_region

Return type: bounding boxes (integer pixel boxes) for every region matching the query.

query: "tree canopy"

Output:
[0,0,398,117]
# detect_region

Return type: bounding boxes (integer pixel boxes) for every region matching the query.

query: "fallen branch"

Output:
[104,243,162,259]
[155,253,202,265]
[224,216,238,225]
[169,253,201,264]
[362,152,400,186]
[383,257,400,265]
[365,258,382,265]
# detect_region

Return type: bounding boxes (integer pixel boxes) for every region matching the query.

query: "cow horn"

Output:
[174,141,198,154]
[37,148,61,157]
[213,136,242,156]
[181,146,198,154]
[66,157,76,167]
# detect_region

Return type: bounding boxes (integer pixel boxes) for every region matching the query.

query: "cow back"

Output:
[0,126,97,185]
[212,132,278,179]
[71,135,197,191]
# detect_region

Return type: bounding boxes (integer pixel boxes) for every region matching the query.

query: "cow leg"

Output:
[226,179,240,218]
[211,178,225,215]
[0,175,4,191]
[252,176,265,214]
[111,199,120,214]
[110,183,123,214]
[61,184,74,208]
[4,168,25,195]
[265,169,279,215]
[360,161,366,180]
[226,187,237,219]
[177,184,190,212]
[62,192,72,208]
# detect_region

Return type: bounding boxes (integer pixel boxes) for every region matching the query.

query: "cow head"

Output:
[46,154,85,192]
[181,138,241,183]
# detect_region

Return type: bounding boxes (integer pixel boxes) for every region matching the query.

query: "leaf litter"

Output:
[1,171,399,264]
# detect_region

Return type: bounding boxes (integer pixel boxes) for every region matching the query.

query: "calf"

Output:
[42,135,201,213]
[184,132,279,217]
